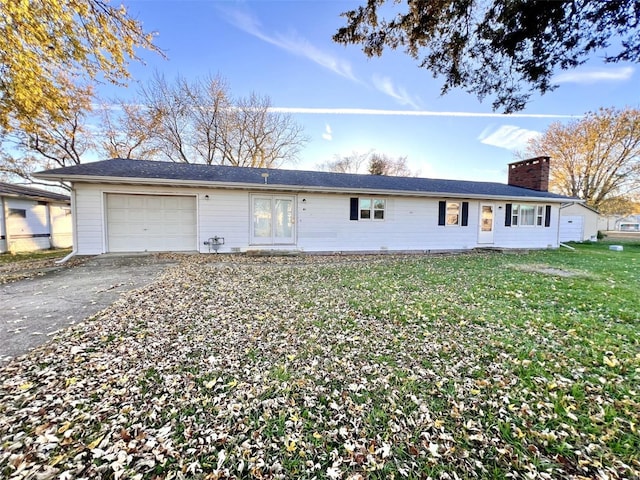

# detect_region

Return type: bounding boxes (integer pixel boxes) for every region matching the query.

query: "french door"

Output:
[251,195,295,244]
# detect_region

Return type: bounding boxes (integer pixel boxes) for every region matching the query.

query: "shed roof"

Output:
[0,182,70,203]
[35,158,574,202]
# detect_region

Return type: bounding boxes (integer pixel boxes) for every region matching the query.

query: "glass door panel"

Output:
[274,198,294,241]
[253,197,272,240]
[478,204,494,244]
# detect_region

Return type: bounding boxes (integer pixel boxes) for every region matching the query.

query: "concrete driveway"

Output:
[0,254,180,364]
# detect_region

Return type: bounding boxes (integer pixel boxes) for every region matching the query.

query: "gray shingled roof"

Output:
[0,182,70,202]
[35,158,574,201]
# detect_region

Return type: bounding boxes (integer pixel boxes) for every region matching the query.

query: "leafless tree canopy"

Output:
[99,100,162,160]
[368,154,414,176]
[317,151,371,174]
[105,73,307,167]
[318,151,417,177]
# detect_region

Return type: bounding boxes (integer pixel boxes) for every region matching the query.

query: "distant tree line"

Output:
[318,151,417,177]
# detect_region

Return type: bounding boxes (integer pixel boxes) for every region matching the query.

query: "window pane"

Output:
[253,198,271,237]
[8,208,26,218]
[481,206,493,232]
[536,206,544,226]
[446,202,459,225]
[520,205,535,226]
[359,198,371,219]
[373,199,385,220]
[274,199,293,238]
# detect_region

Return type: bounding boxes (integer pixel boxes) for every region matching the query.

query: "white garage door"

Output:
[559,215,584,242]
[107,194,197,252]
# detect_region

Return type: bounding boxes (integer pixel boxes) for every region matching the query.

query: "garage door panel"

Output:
[106,194,197,252]
[559,216,583,242]
[107,196,129,208]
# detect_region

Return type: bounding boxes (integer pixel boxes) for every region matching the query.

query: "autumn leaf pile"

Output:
[1,247,638,479]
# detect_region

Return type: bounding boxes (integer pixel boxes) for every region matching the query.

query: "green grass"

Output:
[1,244,638,479]
[0,248,72,264]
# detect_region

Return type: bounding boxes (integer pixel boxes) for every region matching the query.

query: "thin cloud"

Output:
[322,124,332,141]
[222,8,358,82]
[372,75,420,109]
[269,107,579,119]
[478,125,541,150]
[553,66,634,84]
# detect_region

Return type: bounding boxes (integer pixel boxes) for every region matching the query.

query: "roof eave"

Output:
[0,191,70,203]
[33,173,569,203]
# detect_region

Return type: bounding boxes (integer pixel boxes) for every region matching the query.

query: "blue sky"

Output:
[104,0,639,183]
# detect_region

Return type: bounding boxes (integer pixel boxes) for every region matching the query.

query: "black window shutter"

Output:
[350,197,359,221]
[505,203,512,227]
[544,205,552,227]
[438,201,446,226]
[461,201,469,226]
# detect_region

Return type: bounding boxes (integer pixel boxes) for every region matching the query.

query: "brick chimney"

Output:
[508,156,550,191]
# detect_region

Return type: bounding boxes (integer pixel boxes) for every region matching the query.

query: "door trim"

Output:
[478,203,495,244]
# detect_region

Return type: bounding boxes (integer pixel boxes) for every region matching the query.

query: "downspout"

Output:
[555,202,562,249]
[55,184,77,264]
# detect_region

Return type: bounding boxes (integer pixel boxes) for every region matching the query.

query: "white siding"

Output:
[73,183,562,255]
[200,190,250,252]
[74,185,105,254]
[3,198,50,252]
[296,195,477,252]
[493,202,560,249]
[50,202,72,248]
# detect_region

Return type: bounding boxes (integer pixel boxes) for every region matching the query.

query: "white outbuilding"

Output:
[559,203,600,242]
[0,182,72,253]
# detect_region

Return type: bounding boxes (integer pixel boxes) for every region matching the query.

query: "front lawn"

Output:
[0,248,72,264]
[1,245,638,479]
[0,248,76,284]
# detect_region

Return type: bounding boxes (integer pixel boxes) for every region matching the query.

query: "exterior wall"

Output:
[492,202,559,249]
[73,183,562,255]
[560,203,599,241]
[1,197,51,252]
[49,202,73,248]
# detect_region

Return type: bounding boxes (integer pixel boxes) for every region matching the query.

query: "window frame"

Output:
[438,200,468,227]
[357,197,385,221]
[250,194,296,245]
[509,203,549,228]
[536,205,544,226]
[446,201,460,226]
